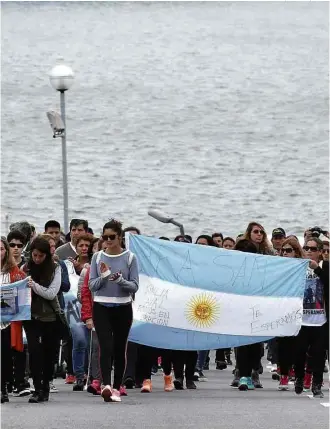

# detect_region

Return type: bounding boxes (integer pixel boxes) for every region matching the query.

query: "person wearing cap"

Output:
[271,228,286,255]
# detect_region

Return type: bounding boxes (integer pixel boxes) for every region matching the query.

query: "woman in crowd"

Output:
[222,237,236,250]
[1,237,26,403]
[89,219,139,402]
[23,236,62,403]
[69,234,95,391]
[294,237,327,398]
[276,237,304,390]
[230,239,263,391]
[242,222,273,255]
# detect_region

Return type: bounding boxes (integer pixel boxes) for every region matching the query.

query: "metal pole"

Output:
[60,91,69,234]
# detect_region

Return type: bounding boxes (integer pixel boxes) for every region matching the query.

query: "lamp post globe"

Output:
[49,62,74,92]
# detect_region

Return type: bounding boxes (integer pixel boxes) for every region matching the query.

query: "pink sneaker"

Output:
[87,380,101,395]
[101,385,112,402]
[119,385,127,396]
[110,388,121,402]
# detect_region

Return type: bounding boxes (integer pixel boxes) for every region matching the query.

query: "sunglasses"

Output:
[9,243,24,249]
[322,249,329,254]
[282,247,294,254]
[252,229,265,235]
[303,246,318,252]
[102,234,117,241]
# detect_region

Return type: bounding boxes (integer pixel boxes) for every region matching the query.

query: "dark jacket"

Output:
[314,261,329,322]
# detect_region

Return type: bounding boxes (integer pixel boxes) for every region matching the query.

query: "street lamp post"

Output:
[49,60,74,234]
[148,208,185,236]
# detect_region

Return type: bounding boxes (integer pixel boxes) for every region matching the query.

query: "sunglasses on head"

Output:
[9,243,24,249]
[252,229,265,235]
[282,247,293,254]
[303,246,318,252]
[102,234,117,241]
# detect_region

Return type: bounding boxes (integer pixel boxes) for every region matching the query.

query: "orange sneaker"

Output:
[164,375,174,392]
[141,379,152,393]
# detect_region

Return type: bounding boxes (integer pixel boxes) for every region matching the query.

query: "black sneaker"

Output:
[13,385,31,397]
[186,380,197,390]
[198,371,208,382]
[251,370,263,388]
[174,378,184,390]
[1,392,9,403]
[124,377,135,389]
[73,379,84,391]
[312,384,324,398]
[216,361,227,370]
[295,378,304,395]
[193,371,199,381]
[231,369,240,388]
[29,391,43,403]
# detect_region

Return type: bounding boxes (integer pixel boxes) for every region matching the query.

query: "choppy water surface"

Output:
[1,2,329,237]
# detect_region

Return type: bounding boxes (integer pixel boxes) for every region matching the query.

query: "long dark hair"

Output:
[195,235,216,246]
[1,237,16,273]
[27,237,56,287]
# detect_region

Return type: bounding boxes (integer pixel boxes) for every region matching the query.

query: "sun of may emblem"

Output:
[185,293,220,329]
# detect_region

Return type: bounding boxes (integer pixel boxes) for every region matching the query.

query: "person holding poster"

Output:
[1,237,26,404]
[23,237,62,403]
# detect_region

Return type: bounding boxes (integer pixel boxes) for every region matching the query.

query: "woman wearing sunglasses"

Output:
[89,219,139,403]
[242,222,273,255]
[276,238,304,391]
[293,237,328,398]
[1,237,26,404]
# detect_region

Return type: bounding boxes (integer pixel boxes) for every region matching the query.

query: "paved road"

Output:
[2,362,329,429]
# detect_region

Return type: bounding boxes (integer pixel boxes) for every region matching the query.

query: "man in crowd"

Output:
[55,219,89,260]
[45,220,65,249]
[271,228,286,255]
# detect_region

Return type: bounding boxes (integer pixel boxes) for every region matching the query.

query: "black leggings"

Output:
[236,343,262,377]
[294,325,326,385]
[23,319,59,391]
[93,302,132,390]
[172,350,197,381]
[278,337,295,376]
[1,326,11,393]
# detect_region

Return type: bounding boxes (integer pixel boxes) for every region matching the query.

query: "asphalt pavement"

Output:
[2,359,329,429]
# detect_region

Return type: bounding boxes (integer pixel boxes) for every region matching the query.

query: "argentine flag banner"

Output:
[0,278,31,323]
[128,235,309,350]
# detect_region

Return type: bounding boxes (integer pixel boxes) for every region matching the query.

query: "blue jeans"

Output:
[71,322,88,380]
[196,350,209,371]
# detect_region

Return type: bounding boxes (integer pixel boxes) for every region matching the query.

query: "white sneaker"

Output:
[110,388,121,402]
[50,382,58,393]
[101,385,112,402]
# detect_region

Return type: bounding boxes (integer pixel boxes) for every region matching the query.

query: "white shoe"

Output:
[50,382,58,393]
[110,388,122,402]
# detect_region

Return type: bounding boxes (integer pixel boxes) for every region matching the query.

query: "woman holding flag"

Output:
[1,237,26,404]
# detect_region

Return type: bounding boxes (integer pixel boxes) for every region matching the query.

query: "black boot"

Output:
[73,379,84,391]
[312,383,324,398]
[186,380,197,390]
[294,377,304,395]
[174,377,184,390]
[29,391,44,403]
[42,382,50,402]
[1,389,9,404]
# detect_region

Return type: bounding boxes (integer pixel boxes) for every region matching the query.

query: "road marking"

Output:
[321,403,329,407]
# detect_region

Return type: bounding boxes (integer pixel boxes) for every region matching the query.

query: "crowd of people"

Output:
[1,218,329,404]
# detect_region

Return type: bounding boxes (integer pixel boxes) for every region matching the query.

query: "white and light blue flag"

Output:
[128,235,309,350]
[0,278,31,323]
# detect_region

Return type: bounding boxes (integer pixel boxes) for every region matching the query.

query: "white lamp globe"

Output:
[49,60,74,92]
